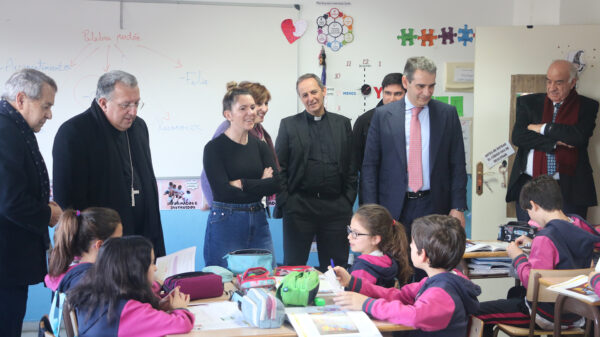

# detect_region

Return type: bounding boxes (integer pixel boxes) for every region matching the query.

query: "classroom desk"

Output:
[168,282,413,337]
[538,277,600,337]
[462,242,510,279]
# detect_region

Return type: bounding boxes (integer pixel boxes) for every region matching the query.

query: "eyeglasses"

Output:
[346,225,372,239]
[117,101,144,110]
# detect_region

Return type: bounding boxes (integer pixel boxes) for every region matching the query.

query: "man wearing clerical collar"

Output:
[506,60,599,221]
[52,70,166,257]
[275,73,357,271]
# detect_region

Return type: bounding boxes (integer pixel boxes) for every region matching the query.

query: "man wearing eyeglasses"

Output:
[52,70,166,257]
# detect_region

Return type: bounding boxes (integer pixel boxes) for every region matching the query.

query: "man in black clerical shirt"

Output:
[52,70,166,256]
[275,73,357,271]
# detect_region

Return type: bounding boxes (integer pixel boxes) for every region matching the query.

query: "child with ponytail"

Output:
[346,204,412,287]
[45,207,122,292]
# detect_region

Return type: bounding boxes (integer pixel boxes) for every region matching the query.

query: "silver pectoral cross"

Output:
[131,187,140,207]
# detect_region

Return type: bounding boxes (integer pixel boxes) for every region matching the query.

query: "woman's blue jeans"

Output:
[203,201,275,268]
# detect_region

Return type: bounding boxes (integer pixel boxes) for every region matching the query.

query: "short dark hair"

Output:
[519,175,563,211]
[296,73,324,93]
[381,73,404,90]
[411,215,465,270]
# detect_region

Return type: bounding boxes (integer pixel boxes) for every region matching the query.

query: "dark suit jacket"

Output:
[361,98,467,220]
[506,93,598,207]
[0,113,50,285]
[352,100,384,205]
[274,111,357,216]
[53,101,166,256]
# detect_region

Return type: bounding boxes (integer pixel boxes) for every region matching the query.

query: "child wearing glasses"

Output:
[333,214,481,337]
[346,204,412,287]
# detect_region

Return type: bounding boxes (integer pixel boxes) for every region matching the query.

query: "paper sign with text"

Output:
[483,142,515,168]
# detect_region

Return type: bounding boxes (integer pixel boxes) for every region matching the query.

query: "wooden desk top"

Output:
[168,283,413,336]
[463,251,509,259]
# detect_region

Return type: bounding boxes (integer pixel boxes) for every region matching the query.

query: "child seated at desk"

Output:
[45,207,122,292]
[477,175,600,336]
[347,204,412,287]
[68,236,194,337]
[333,214,481,337]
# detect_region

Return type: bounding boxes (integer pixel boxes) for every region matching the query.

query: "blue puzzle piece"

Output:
[457,24,474,46]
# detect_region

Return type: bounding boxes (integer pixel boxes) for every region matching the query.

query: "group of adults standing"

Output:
[200,56,468,276]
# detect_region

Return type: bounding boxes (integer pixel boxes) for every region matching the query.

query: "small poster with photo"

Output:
[157,178,203,210]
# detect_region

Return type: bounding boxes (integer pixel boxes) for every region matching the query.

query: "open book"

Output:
[465,241,508,253]
[547,275,600,304]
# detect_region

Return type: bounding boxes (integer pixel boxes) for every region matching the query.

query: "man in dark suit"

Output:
[275,73,357,270]
[0,69,62,337]
[362,56,467,240]
[352,73,405,205]
[506,60,598,220]
[53,70,166,256]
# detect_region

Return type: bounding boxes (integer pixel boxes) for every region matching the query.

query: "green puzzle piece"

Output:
[397,28,418,46]
[433,96,449,104]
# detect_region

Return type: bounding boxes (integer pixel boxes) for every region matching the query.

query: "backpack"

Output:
[275,271,320,306]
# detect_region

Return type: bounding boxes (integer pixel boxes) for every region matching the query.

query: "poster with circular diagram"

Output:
[316,8,354,52]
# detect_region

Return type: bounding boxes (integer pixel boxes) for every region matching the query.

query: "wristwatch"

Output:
[454,208,467,212]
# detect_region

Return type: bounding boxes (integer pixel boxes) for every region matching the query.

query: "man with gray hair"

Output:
[362,57,467,280]
[53,70,165,256]
[506,59,598,220]
[275,73,356,270]
[0,68,62,336]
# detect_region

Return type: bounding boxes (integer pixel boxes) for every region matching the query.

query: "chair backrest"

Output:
[62,297,78,337]
[467,315,484,337]
[525,268,593,302]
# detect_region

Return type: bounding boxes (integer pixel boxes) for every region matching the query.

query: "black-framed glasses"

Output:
[346,225,372,239]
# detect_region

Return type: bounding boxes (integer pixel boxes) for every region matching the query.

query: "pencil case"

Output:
[162,271,224,300]
[224,248,273,275]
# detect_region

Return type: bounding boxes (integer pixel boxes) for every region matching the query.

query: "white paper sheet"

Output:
[189,301,249,330]
[155,246,196,281]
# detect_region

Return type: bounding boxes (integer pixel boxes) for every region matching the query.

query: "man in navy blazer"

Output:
[0,69,62,337]
[361,56,467,243]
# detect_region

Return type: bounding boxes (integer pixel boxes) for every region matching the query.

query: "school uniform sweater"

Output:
[349,254,398,288]
[44,262,92,292]
[347,270,481,337]
[76,299,194,337]
[512,217,600,324]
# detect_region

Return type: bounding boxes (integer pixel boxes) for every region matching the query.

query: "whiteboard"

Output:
[0,0,299,177]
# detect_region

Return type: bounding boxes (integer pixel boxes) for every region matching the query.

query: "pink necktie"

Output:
[408,106,423,192]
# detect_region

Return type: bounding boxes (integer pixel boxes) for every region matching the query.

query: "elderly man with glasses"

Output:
[52,70,166,256]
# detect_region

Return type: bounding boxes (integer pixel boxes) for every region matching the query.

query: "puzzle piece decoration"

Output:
[438,27,456,45]
[417,29,437,46]
[457,24,475,46]
[396,28,418,46]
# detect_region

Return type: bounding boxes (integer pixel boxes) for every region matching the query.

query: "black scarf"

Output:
[0,100,50,202]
